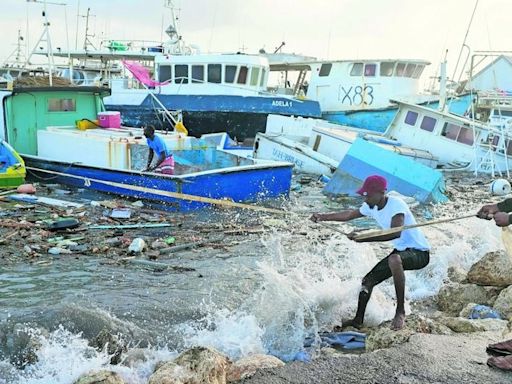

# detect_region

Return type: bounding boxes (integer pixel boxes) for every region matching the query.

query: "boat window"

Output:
[492,135,500,150]
[350,63,363,76]
[457,127,474,145]
[404,110,418,126]
[48,98,76,112]
[208,64,222,83]
[492,109,512,117]
[260,68,266,86]
[380,62,395,77]
[420,116,436,132]
[237,66,248,84]
[319,63,332,77]
[158,65,172,82]
[412,65,425,79]
[225,65,237,83]
[174,65,189,84]
[405,64,416,78]
[441,122,460,140]
[250,67,260,86]
[364,64,376,77]
[395,63,406,77]
[191,65,204,83]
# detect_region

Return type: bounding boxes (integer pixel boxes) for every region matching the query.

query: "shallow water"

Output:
[0,196,504,383]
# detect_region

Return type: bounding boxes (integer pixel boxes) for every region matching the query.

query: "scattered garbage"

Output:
[110,208,132,219]
[128,238,146,254]
[467,304,501,320]
[16,184,36,194]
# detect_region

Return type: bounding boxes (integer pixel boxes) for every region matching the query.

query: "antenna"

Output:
[2,30,28,69]
[80,7,97,51]
[26,0,67,86]
[273,42,285,54]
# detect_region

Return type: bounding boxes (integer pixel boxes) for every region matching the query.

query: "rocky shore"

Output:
[4,172,512,383]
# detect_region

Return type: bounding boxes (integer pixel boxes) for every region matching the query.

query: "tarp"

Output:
[122,60,169,88]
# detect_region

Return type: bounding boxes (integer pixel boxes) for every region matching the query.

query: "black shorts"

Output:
[362,248,430,287]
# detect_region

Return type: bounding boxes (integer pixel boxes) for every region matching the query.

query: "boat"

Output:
[384,99,512,175]
[0,140,26,188]
[323,138,447,203]
[0,86,293,210]
[253,114,438,177]
[268,58,472,132]
[41,4,321,141]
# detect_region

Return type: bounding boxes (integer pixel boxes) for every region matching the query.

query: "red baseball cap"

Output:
[356,175,387,196]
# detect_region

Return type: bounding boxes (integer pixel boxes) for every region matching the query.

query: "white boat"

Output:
[252,115,438,177]
[385,99,512,175]
[268,57,472,132]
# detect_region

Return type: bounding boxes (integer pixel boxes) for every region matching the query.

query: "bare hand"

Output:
[494,212,511,227]
[477,204,499,220]
[310,213,323,223]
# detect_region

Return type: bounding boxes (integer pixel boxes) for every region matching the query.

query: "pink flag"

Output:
[122,60,169,87]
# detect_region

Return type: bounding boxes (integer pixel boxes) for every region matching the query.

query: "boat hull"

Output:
[105,94,322,141]
[23,155,293,211]
[322,94,473,133]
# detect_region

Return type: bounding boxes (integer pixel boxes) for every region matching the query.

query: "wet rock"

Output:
[149,346,230,384]
[90,329,127,365]
[439,317,485,333]
[227,354,284,382]
[121,348,148,367]
[493,286,512,320]
[446,265,467,283]
[436,283,501,315]
[366,315,451,352]
[73,370,125,384]
[467,250,512,287]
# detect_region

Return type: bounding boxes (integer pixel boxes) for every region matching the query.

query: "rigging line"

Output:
[451,0,479,83]
[207,0,219,53]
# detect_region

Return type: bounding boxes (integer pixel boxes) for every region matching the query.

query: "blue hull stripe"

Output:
[108,94,321,117]
[323,94,473,133]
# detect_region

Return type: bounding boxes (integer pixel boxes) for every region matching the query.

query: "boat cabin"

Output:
[269,59,430,111]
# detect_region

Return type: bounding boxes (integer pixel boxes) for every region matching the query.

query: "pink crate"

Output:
[97,111,121,128]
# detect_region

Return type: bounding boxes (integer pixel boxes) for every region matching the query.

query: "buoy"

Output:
[490,179,511,196]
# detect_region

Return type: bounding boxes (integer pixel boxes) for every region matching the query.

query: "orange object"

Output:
[17,184,36,194]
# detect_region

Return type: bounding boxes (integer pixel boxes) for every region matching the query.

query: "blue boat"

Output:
[1,86,293,211]
[323,138,447,203]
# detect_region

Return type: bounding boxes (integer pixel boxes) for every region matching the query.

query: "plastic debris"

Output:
[128,238,146,253]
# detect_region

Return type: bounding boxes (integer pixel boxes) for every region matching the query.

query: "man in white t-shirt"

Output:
[311,175,430,330]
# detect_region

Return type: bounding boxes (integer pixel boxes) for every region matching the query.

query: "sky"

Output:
[1,0,510,87]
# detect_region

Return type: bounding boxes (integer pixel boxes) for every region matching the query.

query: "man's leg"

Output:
[388,253,406,330]
[343,255,392,328]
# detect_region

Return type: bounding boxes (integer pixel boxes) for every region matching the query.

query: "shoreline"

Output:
[241,332,512,384]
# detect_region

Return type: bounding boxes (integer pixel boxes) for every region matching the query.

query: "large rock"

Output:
[90,329,126,365]
[493,286,512,320]
[467,250,512,287]
[439,317,485,333]
[436,283,501,315]
[148,346,230,384]
[227,354,284,382]
[74,370,125,384]
[366,315,451,352]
